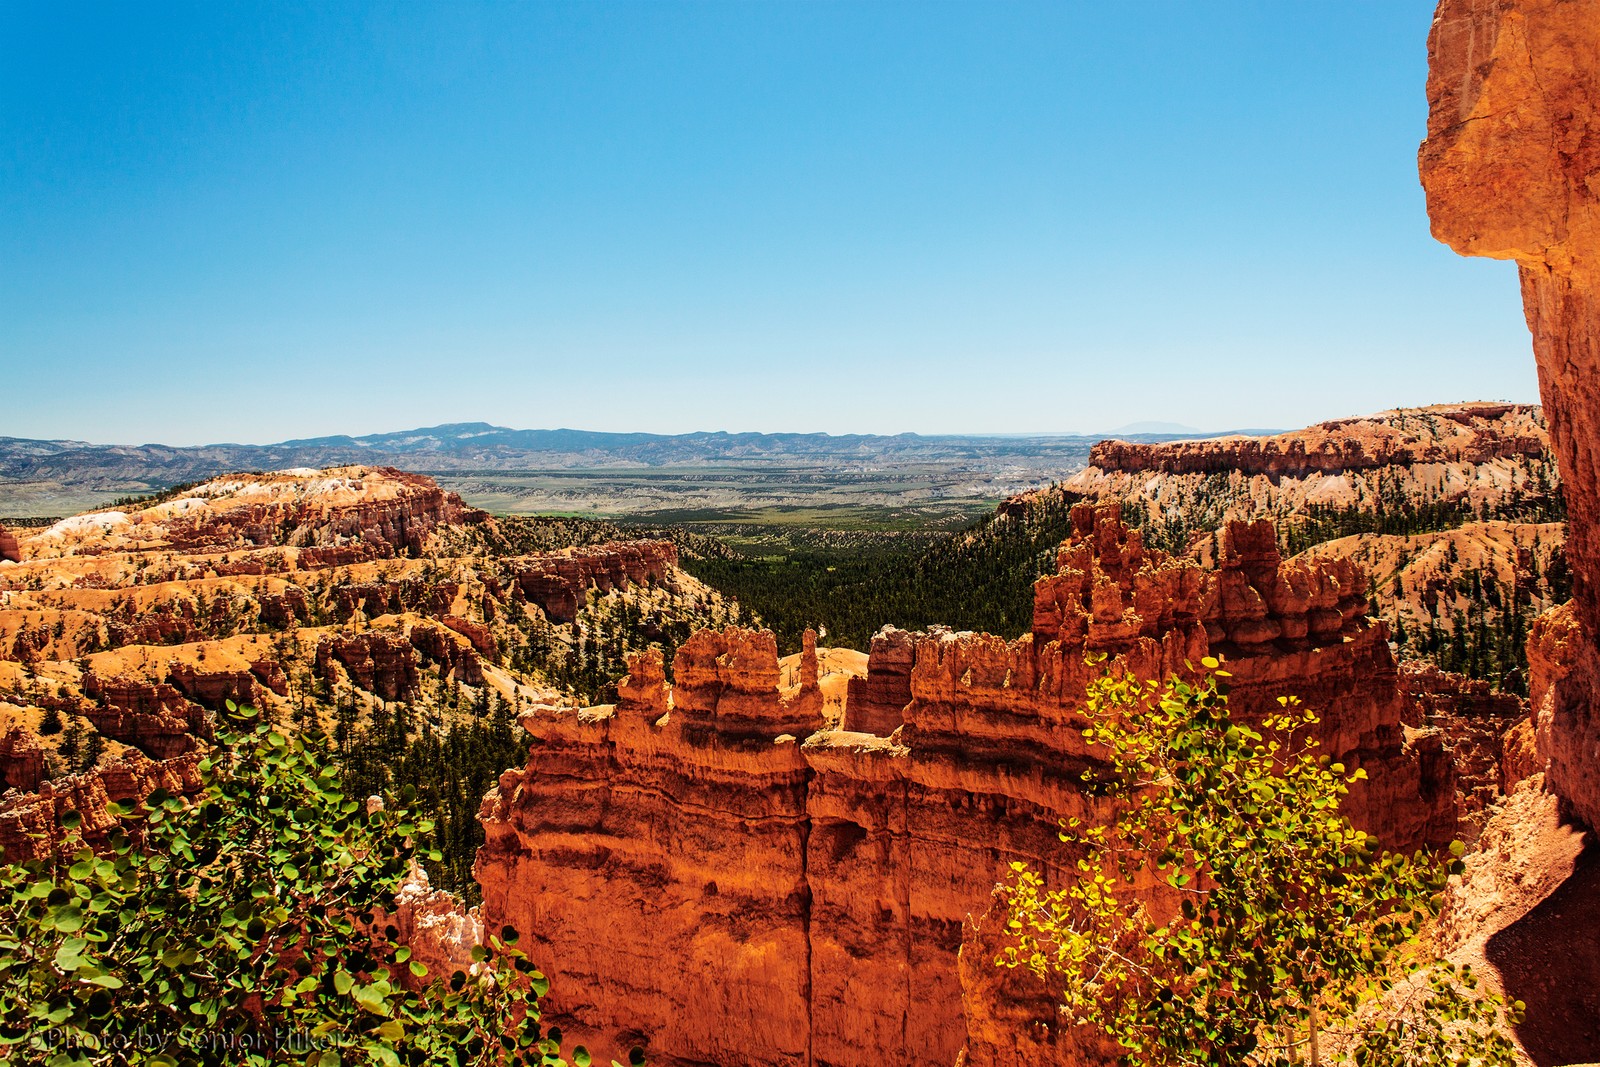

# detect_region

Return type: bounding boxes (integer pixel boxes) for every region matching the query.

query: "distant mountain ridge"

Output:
[0,418,1403,518]
[0,421,1228,486]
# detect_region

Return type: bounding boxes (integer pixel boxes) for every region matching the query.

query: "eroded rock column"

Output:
[1420,0,1600,827]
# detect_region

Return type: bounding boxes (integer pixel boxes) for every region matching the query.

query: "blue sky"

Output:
[1,2,1536,445]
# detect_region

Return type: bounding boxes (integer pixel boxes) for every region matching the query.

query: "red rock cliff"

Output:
[1089,402,1546,476]
[475,505,1457,1067]
[1421,0,1600,828]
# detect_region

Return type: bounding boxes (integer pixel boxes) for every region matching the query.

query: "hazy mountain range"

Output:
[0,422,1276,518]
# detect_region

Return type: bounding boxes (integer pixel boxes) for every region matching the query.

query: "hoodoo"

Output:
[476,505,1458,1066]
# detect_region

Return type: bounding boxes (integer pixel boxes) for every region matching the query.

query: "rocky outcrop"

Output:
[511,541,678,623]
[0,727,44,791]
[1399,662,1528,834]
[1054,405,1559,547]
[257,588,309,629]
[166,663,259,712]
[0,525,18,563]
[840,627,915,735]
[409,621,485,687]
[477,505,1456,1067]
[82,673,210,759]
[316,632,421,702]
[616,647,670,719]
[19,467,483,561]
[389,865,482,987]
[1421,0,1600,829]
[1090,402,1546,476]
[1525,601,1584,790]
[669,626,820,740]
[0,751,202,863]
[334,580,461,622]
[442,615,497,661]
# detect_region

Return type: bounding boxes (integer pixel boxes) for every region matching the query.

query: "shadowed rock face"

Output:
[1421,0,1600,830]
[476,505,1458,1067]
[1485,841,1600,1065]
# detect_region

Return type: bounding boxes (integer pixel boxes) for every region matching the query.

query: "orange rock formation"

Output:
[1090,402,1547,477]
[1421,0,1600,830]
[1060,403,1558,525]
[0,750,202,863]
[0,467,711,877]
[511,541,678,623]
[476,505,1458,1067]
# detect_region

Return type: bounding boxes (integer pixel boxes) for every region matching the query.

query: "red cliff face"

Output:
[475,505,1458,1067]
[0,525,18,564]
[1089,403,1546,477]
[1421,0,1600,829]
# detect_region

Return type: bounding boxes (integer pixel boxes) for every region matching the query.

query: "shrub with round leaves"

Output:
[998,658,1522,1067]
[0,707,647,1067]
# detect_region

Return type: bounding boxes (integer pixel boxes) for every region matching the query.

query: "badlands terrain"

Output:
[0,391,1590,1062]
[0,468,748,896]
[7,1,1600,1061]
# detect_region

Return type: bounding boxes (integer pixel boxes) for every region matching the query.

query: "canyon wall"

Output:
[1398,662,1528,834]
[1089,402,1546,476]
[1052,404,1561,556]
[1421,0,1600,828]
[476,504,1458,1067]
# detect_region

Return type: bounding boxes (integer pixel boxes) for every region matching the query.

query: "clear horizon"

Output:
[3,2,1538,446]
[2,403,1536,450]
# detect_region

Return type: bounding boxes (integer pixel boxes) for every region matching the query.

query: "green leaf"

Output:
[354,985,390,1016]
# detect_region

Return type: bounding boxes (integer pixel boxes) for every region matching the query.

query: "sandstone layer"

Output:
[1421,0,1600,830]
[1058,403,1559,537]
[0,467,734,872]
[1092,402,1547,477]
[476,504,1460,1067]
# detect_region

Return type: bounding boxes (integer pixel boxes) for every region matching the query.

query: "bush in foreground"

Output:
[1000,659,1521,1067]
[0,709,642,1067]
